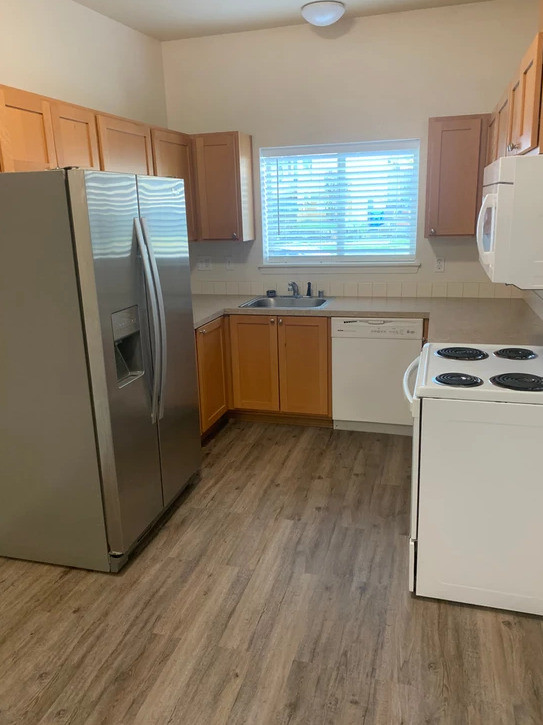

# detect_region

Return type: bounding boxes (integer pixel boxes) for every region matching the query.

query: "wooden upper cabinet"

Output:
[486,112,498,166]
[195,316,228,433]
[50,102,100,169]
[0,86,57,171]
[193,131,255,241]
[151,128,197,241]
[508,33,543,156]
[425,115,489,237]
[278,317,329,416]
[486,90,510,165]
[229,315,279,411]
[495,90,511,161]
[96,115,153,174]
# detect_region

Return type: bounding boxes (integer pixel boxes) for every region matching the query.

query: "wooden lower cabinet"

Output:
[278,316,329,416]
[195,317,229,433]
[229,314,330,416]
[230,315,280,411]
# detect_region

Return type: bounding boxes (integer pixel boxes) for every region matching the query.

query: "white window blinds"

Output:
[260,140,420,265]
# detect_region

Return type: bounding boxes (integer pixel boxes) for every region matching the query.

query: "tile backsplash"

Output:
[191,279,523,299]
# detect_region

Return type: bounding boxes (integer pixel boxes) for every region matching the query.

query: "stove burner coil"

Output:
[494,348,537,361]
[490,373,543,391]
[435,372,484,387]
[436,347,488,361]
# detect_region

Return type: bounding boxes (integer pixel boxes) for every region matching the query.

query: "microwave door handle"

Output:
[403,355,420,410]
[140,217,167,421]
[134,217,161,424]
[476,193,497,265]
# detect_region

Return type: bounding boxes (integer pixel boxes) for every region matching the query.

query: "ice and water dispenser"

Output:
[111,306,145,387]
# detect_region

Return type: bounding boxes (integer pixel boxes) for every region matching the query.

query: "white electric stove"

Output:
[403,342,543,616]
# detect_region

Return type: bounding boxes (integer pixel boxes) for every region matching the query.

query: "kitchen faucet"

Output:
[288,281,300,297]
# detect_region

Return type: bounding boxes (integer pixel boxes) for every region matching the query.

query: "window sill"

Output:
[259,261,421,274]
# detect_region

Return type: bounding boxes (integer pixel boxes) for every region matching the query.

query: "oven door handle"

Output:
[403,355,420,407]
[476,192,497,266]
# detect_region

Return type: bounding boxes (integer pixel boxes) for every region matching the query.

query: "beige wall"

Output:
[163,0,538,298]
[0,0,167,125]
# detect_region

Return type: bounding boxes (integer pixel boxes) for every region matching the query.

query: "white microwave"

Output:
[477,156,543,289]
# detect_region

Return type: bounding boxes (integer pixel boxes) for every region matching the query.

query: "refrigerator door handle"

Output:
[140,217,168,421]
[134,217,161,424]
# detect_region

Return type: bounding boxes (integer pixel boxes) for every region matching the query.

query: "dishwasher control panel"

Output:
[331,317,424,340]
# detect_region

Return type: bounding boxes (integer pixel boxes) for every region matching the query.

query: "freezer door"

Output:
[69,170,164,553]
[0,170,110,571]
[137,176,201,505]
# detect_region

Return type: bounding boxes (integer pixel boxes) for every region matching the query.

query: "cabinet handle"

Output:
[231,232,239,240]
[507,142,520,152]
[199,328,207,334]
[278,318,283,325]
[270,318,275,324]
[429,228,436,236]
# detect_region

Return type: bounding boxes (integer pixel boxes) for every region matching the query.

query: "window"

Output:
[260,139,420,266]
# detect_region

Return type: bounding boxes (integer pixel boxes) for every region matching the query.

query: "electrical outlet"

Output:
[225,257,234,271]
[197,257,212,271]
[435,257,445,273]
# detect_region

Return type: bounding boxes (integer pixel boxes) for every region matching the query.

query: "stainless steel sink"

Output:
[239,296,330,309]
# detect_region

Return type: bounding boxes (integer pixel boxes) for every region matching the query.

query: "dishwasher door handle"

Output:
[403,355,420,407]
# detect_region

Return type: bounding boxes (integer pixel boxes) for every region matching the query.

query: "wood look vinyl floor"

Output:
[1,422,543,725]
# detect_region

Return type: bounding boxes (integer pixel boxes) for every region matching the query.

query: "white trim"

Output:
[260,138,420,157]
[259,261,421,274]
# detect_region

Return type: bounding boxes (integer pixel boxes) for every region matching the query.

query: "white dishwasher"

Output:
[331,317,423,432]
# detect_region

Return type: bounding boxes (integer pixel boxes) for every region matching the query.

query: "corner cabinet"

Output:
[0,86,57,171]
[195,317,229,433]
[425,114,489,237]
[193,132,255,241]
[151,128,197,241]
[229,315,330,417]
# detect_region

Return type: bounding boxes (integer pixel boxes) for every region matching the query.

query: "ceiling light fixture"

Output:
[301,1,346,26]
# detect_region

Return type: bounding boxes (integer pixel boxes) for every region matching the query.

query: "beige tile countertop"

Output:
[191,294,543,345]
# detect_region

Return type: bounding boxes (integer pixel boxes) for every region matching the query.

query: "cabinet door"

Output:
[151,128,197,241]
[486,112,498,166]
[425,115,488,237]
[0,86,57,171]
[495,90,511,160]
[508,33,543,156]
[193,131,255,241]
[194,131,240,240]
[230,315,279,411]
[278,317,329,416]
[196,317,228,433]
[51,102,100,169]
[96,115,153,174]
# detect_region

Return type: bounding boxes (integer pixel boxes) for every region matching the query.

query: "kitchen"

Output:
[2,0,543,722]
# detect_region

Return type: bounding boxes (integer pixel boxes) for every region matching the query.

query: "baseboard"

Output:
[229,410,333,428]
[333,419,413,436]
[201,413,229,444]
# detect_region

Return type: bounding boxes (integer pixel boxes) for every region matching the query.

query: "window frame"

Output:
[259,139,421,269]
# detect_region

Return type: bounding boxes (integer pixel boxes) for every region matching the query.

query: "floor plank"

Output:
[0,421,542,724]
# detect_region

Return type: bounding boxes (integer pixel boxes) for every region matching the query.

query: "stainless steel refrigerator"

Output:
[0,169,201,571]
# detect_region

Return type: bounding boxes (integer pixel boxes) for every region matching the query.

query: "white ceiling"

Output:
[71,0,493,41]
